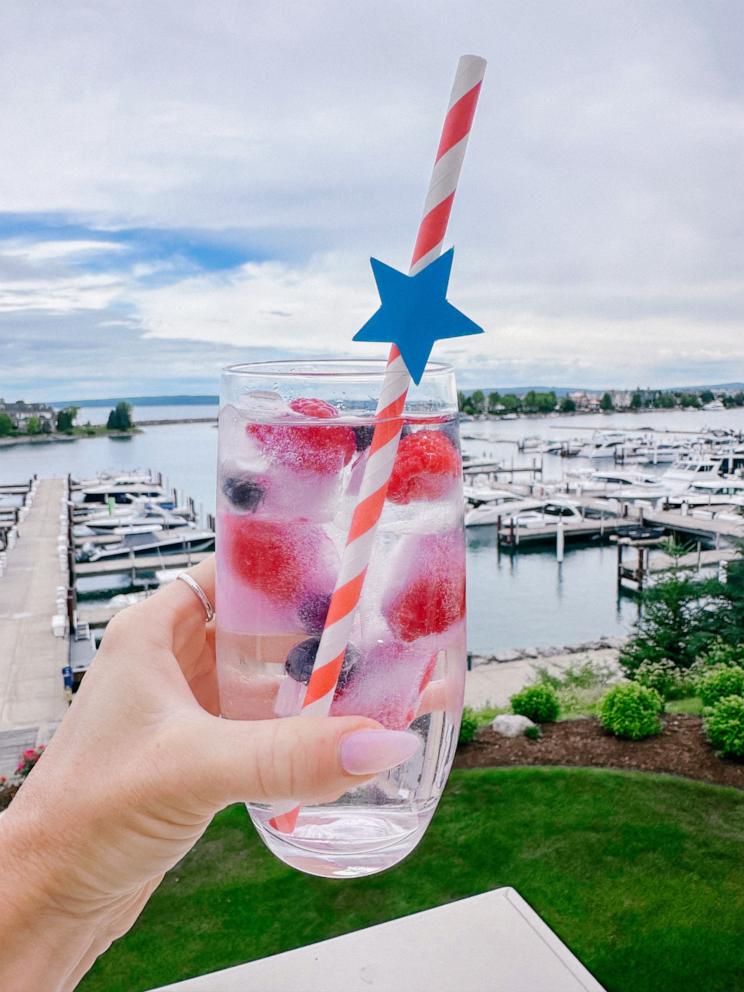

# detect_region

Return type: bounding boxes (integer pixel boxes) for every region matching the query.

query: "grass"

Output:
[78,768,744,992]
[667,696,704,715]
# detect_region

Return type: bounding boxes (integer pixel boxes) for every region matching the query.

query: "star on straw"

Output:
[353,248,484,384]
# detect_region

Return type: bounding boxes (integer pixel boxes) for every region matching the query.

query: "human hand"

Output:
[0,557,419,992]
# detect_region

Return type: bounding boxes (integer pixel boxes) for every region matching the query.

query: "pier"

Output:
[0,478,68,732]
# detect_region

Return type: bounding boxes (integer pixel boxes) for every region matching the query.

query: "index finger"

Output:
[138,555,216,654]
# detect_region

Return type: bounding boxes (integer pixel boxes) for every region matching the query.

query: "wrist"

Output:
[0,804,105,992]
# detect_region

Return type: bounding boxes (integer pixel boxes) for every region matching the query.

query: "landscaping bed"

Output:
[455,714,744,789]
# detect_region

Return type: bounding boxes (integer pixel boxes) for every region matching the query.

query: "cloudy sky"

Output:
[1,0,742,400]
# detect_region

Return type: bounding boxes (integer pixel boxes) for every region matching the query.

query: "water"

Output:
[215,395,465,877]
[3,404,743,652]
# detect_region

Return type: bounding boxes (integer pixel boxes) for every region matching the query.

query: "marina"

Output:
[0,405,743,764]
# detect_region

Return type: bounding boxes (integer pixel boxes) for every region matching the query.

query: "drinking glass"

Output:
[216,360,466,877]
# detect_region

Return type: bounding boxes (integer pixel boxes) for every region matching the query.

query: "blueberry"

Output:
[298,592,332,635]
[353,425,375,451]
[222,474,265,512]
[285,638,360,691]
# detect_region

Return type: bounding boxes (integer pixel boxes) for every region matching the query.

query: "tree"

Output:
[620,574,733,674]
[41,419,53,434]
[107,402,133,431]
[470,390,486,415]
[26,416,41,435]
[700,389,715,405]
[56,407,79,432]
[630,391,643,410]
[600,392,614,412]
[0,413,13,436]
[559,396,576,413]
[500,394,522,413]
[487,391,502,414]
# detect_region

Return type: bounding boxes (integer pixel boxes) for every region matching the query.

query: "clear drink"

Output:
[216,361,466,878]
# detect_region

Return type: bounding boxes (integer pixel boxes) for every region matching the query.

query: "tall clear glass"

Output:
[216,360,466,878]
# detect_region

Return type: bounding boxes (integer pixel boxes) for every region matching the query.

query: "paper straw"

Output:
[270,55,486,833]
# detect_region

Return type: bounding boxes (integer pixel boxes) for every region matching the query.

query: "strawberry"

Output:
[247,397,356,474]
[387,430,460,504]
[387,571,466,642]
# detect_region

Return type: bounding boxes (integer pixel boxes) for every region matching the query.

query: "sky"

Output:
[1,0,742,401]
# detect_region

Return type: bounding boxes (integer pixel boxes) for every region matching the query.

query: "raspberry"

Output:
[387,430,460,504]
[247,397,356,474]
[387,572,465,642]
[224,517,302,601]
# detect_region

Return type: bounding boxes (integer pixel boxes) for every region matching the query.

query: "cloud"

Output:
[0,0,742,393]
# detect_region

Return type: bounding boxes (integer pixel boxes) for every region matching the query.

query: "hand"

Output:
[0,557,418,992]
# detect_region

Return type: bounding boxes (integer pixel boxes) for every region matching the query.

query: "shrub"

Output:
[696,639,744,671]
[524,724,542,741]
[511,684,560,723]
[599,683,663,740]
[458,707,478,746]
[704,696,744,758]
[697,666,744,707]
[634,658,694,700]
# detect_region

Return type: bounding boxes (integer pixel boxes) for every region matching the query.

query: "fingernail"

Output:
[340,729,421,776]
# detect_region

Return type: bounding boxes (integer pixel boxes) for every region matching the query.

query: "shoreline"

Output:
[0,430,139,448]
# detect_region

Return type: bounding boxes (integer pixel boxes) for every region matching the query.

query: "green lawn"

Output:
[79,768,744,992]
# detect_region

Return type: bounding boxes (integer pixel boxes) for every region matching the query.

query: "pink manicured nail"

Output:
[340,730,421,775]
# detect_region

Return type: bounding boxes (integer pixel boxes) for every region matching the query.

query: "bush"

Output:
[524,724,542,741]
[697,666,744,707]
[634,658,694,700]
[458,707,478,746]
[704,696,744,758]
[511,684,560,723]
[599,683,663,740]
[696,639,744,671]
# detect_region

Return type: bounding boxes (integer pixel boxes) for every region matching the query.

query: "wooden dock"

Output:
[641,508,744,542]
[74,550,211,579]
[0,478,69,730]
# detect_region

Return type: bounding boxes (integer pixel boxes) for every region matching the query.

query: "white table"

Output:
[150,887,606,992]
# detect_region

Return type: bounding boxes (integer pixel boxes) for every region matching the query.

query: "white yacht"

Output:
[76,527,215,563]
[467,497,583,530]
[665,478,744,509]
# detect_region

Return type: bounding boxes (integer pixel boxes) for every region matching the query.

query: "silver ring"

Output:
[177,573,215,623]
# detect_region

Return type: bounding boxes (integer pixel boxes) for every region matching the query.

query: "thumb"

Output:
[182,713,421,810]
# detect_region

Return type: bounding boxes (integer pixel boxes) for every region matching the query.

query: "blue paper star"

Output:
[353,248,484,384]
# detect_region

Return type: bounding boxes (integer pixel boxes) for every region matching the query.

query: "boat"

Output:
[466,497,583,529]
[660,452,744,494]
[77,482,167,505]
[76,527,215,562]
[664,478,744,510]
[80,505,190,533]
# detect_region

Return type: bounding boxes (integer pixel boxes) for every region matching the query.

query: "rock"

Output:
[494,650,521,663]
[491,714,536,738]
[521,647,539,658]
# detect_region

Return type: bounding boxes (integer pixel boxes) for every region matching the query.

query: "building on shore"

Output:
[0,399,55,429]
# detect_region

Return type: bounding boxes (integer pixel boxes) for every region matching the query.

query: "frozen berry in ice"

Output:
[298,591,332,635]
[353,424,375,451]
[225,518,302,601]
[387,430,460,504]
[387,572,465,642]
[222,474,265,512]
[247,397,356,474]
[284,637,360,692]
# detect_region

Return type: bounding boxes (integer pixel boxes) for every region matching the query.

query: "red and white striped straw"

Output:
[270,55,486,833]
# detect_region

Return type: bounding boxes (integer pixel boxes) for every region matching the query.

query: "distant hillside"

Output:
[50,394,219,408]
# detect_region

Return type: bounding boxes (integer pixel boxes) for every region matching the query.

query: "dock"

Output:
[0,478,69,731]
[641,507,744,542]
[74,550,211,579]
